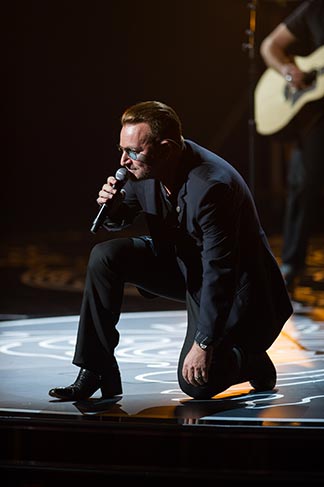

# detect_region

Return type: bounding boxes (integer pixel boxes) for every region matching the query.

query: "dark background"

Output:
[3,0,301,235]
[1,1,304,318]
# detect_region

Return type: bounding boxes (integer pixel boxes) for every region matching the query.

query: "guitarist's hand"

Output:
[282,63,309,90]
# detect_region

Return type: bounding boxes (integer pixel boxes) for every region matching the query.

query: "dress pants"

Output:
[178,291,244,399]
[72,236,247,398]
[282,114,324,274]
[73,236,186,377]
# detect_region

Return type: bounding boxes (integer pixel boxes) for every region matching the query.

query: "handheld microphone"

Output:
[90,167,128,234]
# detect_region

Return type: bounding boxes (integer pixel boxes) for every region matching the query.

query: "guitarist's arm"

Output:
[260,23,309,90]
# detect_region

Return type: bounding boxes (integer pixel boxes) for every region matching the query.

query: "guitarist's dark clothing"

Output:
[285,0,324,57]
[279,0,324,289]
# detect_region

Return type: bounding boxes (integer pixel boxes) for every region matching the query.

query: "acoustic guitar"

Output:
[254,45,324,136]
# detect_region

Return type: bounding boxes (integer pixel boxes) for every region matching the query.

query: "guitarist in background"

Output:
[259,0,324,293]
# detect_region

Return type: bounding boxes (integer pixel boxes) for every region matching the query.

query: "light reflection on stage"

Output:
[1,309,324,427]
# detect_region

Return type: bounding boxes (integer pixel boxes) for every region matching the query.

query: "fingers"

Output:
[182,343,211,387]
[183,368,208,386]
[282,63,306,90]
[193,371,206,386]
[97,176,118,204]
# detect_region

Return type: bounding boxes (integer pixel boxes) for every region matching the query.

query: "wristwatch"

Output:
[194,332,214,350]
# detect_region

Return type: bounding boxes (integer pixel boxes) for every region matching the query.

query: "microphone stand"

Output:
[242,0,258,196]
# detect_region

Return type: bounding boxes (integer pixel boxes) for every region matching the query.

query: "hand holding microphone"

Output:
[90,167,128,234]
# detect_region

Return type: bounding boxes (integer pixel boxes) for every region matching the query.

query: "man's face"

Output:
[119,122,162,180]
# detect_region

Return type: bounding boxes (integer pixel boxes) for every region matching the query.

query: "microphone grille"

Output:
[115,167,128,181]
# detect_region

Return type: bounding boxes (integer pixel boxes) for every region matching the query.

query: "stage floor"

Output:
[1,305,324,427]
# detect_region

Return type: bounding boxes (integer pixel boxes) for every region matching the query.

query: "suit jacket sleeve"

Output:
[195,183,240,343]
[102,180,142,231]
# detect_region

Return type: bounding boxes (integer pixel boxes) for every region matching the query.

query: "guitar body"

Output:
[254,46,324,136]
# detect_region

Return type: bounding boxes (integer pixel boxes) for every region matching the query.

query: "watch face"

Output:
[195,336,212,350]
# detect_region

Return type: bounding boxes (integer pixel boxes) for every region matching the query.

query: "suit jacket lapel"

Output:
[176,182,187,226]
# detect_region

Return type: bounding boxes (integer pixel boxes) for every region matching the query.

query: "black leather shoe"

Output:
[249,352,277,391]
[101,368,122,398]
[49,368,122,401]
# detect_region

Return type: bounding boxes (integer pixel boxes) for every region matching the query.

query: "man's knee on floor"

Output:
[179,381,215,400]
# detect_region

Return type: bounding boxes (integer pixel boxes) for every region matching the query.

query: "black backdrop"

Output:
[3,1,300,234]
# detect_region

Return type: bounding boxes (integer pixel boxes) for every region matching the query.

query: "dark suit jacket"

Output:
[105,139,293,352]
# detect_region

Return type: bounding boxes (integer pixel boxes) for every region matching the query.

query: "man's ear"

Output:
[160,139,170,149]
[159,139,172,157]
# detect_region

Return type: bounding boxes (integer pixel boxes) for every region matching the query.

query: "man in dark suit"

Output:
[49,100,293,401]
